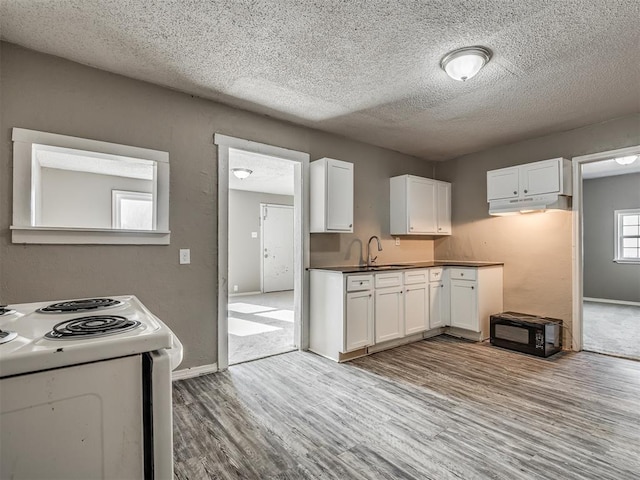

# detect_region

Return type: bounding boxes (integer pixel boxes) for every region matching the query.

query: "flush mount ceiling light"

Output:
[231,167,253,179]
[614,155,638,165]
[440,46,492,82]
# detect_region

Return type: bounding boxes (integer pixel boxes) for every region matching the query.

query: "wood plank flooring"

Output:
[172,336,640,479]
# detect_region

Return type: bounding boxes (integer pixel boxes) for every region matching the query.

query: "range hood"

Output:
[489,193,571,216]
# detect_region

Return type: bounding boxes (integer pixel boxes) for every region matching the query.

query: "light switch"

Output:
[179,248,191,264]
[251,232,258,238]
[395,237,401,246]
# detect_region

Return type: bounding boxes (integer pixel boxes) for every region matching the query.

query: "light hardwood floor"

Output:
[173,336,640,479]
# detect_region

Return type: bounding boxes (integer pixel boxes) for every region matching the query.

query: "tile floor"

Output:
[583,300,640,360]
[228,290,295,365]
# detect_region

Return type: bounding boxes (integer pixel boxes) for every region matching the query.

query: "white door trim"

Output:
[571,144,640,351]
[215,134,310,371]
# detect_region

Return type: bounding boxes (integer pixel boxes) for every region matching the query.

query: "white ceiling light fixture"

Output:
[231,167,253,179]
[440,46,492,82]
[614,155,638,165]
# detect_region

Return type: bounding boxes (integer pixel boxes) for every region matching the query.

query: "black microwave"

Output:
[490,312,563,358]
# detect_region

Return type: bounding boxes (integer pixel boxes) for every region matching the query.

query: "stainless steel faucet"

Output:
[367,235,383,266]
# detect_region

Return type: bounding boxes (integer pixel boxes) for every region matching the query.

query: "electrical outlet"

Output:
[179,248,191,264]
[233,285,238,292]
[251,232,258,238]
[395,237,401,246]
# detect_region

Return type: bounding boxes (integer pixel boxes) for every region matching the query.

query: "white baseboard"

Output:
[228,291,261,298]
[584,297,640,307]
[172,363,218,381]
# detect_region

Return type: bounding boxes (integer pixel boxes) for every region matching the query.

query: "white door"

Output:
[326,159,354,231]
[404,283,429,335]
[375,287,404,343]
[436,182,451,235]
[408,177,436,233]
[487,167,520,200]
[520,159,560,197]
[450,279,478,331]
[261,204,294,293]
[429,282,445,328]
[345,291,374,352]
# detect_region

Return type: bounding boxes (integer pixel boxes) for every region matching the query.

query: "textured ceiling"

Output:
[229,148,294,196]
[1,1,639,160]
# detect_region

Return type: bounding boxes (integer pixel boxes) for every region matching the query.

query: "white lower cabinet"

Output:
[375,286,404,343]
[345,290,374,351]
[429,281,446,328]
[450,279,478,331]
[404,283,429,335]
[310,265,503,361]
[448,266,503,340]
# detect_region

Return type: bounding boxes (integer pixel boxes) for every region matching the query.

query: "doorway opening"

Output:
[572,145,640,359]
[215,135,310,370]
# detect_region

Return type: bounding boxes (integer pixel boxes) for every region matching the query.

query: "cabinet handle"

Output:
[359,281,363,285]
[369,294,372,297]
[410,226,414,230]
[513,191,517,195]
[441,284,444,288]
[438,227,442,231]
[471,286,475,290]
[524,189,528,194]
[461,273,464,277]
[349,224,353,228]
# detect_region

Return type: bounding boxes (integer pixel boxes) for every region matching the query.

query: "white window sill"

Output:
[613,259,640,265]
[11,226,170,245]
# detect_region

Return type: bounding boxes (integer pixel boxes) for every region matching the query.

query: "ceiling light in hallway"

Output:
[440,46,492,82]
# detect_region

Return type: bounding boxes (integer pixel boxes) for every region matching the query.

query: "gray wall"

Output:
[583,173,640,302]
[435,114,640,339]
[41,168,153,228]
[0,42,436,369]
[229,190,293,294]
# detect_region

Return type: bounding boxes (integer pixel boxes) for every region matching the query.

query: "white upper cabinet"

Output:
[310,158,354,233]
[390,175,451,235]
[487,158,571,202]
[436,181,451,235]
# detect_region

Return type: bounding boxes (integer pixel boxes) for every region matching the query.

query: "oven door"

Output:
[1,356,145,479]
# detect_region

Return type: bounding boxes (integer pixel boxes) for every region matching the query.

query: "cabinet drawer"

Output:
[375,272,403,288]
[346,275,374,291]
[404,269,428,285]
[429,268,443,282]
[449,268,476,281]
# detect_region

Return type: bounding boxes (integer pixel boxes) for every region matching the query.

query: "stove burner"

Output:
[0,329,18,344]
[45,315,142,340]
[0,307,16,316]
[38,298,122,314]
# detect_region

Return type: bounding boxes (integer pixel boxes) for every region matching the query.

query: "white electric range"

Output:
[0,295,183,479]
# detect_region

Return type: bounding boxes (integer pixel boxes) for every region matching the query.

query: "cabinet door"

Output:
[326,159,354,231]
[345,291,373,352]
[436,182,451,235]
[375,287,404,343]
[429,282,445,328]
[407,177,436,234]
[520,159,560,197]
[450,279,478,331]
[487,167,520,201]
[404,283,429,335]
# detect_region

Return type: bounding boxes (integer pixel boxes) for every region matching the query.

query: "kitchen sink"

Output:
[358,264,415,271]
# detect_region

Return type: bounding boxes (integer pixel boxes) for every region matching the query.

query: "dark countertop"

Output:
[309,260,504,273]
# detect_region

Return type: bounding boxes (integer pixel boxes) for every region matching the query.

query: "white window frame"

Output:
[614,208,640,264]
[112,190,155,230]
[11,128,170,244]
